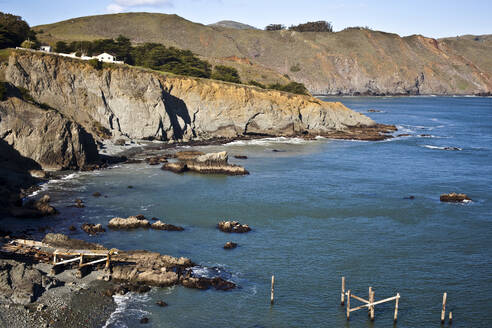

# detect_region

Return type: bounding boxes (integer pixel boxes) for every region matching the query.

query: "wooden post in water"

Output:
[368,287,372,317]
[341,277,346,305]
[346,290,351,320]
[53,252,57,265]
[441,292,447,324]
[394,293,400,322]
[79,254,84,267]
[270,275,275,305]
[370,289,375,321]
[449,311,453,324]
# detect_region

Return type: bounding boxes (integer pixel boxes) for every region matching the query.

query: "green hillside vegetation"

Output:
[51,35,308,93]
[32,12,492,95]
[0,12,38,48]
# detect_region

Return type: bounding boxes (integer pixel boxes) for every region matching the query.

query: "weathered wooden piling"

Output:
[341,277,346,305]
[370,288,375,321]
[441,292,447,323]
[394,293,400,322]
[346,290,351,320]
[449,311,453,324]
[270,275,275,305]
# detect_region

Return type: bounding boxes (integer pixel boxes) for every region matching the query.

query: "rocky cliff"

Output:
[5,51,381,142]
[34,13,492,95]
[0,96,99,171]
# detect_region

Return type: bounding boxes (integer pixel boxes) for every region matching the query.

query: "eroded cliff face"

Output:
[0,97,99,171]
[5,51,375,142]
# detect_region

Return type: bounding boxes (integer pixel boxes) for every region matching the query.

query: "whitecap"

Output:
[421,145,462,151]
[225,137,310,146]
[103,292,151,328]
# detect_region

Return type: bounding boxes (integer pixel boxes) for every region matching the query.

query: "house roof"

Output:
[97,52,116,57]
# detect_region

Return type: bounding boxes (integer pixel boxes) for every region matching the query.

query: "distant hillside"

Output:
[34,13,492,95]
[209,20,258,30]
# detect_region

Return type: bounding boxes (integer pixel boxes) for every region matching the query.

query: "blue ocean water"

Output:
[4,96,492,327]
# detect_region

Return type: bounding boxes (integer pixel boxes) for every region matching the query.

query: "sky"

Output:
[1,0,491,38]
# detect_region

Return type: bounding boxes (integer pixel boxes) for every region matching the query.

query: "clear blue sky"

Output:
[1,0,491,38]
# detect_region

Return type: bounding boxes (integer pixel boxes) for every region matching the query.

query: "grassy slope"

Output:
[33,13,492,94]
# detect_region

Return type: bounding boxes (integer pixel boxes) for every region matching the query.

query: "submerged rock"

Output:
[108,216,150,229]
[81,223,105,235]
[218,221,251,233]
[161,162,187,173]
[234,155,248,159]
[146,155,168,165]
[180,275,236,291]
[224,242,238,249]
[10,194,57,218]
[440,193,472,203]
[151,220,184,231]
[92,192,102,197]
[69,199,85,208]
[156,300,168,307]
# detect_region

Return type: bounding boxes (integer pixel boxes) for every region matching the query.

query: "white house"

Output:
[40,45,52,52]
[96,52,123,63]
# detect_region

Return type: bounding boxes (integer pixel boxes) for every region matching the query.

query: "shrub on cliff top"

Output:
[268,82,309,95]
[289,21,333,33]
[211,65,241,83]
[88,58,102,70]
[248,80,266,89]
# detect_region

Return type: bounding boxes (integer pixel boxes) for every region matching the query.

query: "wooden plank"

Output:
[54,251,108,257]
[349,295,400,312]
[350,294,370,304]
[80,257,107,267]
[54,256,82,266]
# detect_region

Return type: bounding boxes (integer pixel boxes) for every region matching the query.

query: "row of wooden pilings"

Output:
[269,275,453,324]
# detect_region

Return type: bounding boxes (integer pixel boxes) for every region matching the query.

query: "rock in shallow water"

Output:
[440,193,472,203]
[108,216,150,229]
[218,221,251,233]
[162,151,249,175]
[81,223,105,235]
[151,220,184,231]
[224,242,238,249]
[9,194,57,218]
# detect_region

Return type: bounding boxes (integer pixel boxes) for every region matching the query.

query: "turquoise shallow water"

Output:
[3,96,492,327]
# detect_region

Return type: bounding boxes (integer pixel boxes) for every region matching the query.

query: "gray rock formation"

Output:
[0,260,56,305]
[5,51,381,143]
[0,97,99,171]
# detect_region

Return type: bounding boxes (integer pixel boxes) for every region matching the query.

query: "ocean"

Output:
[5,96,492,327]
